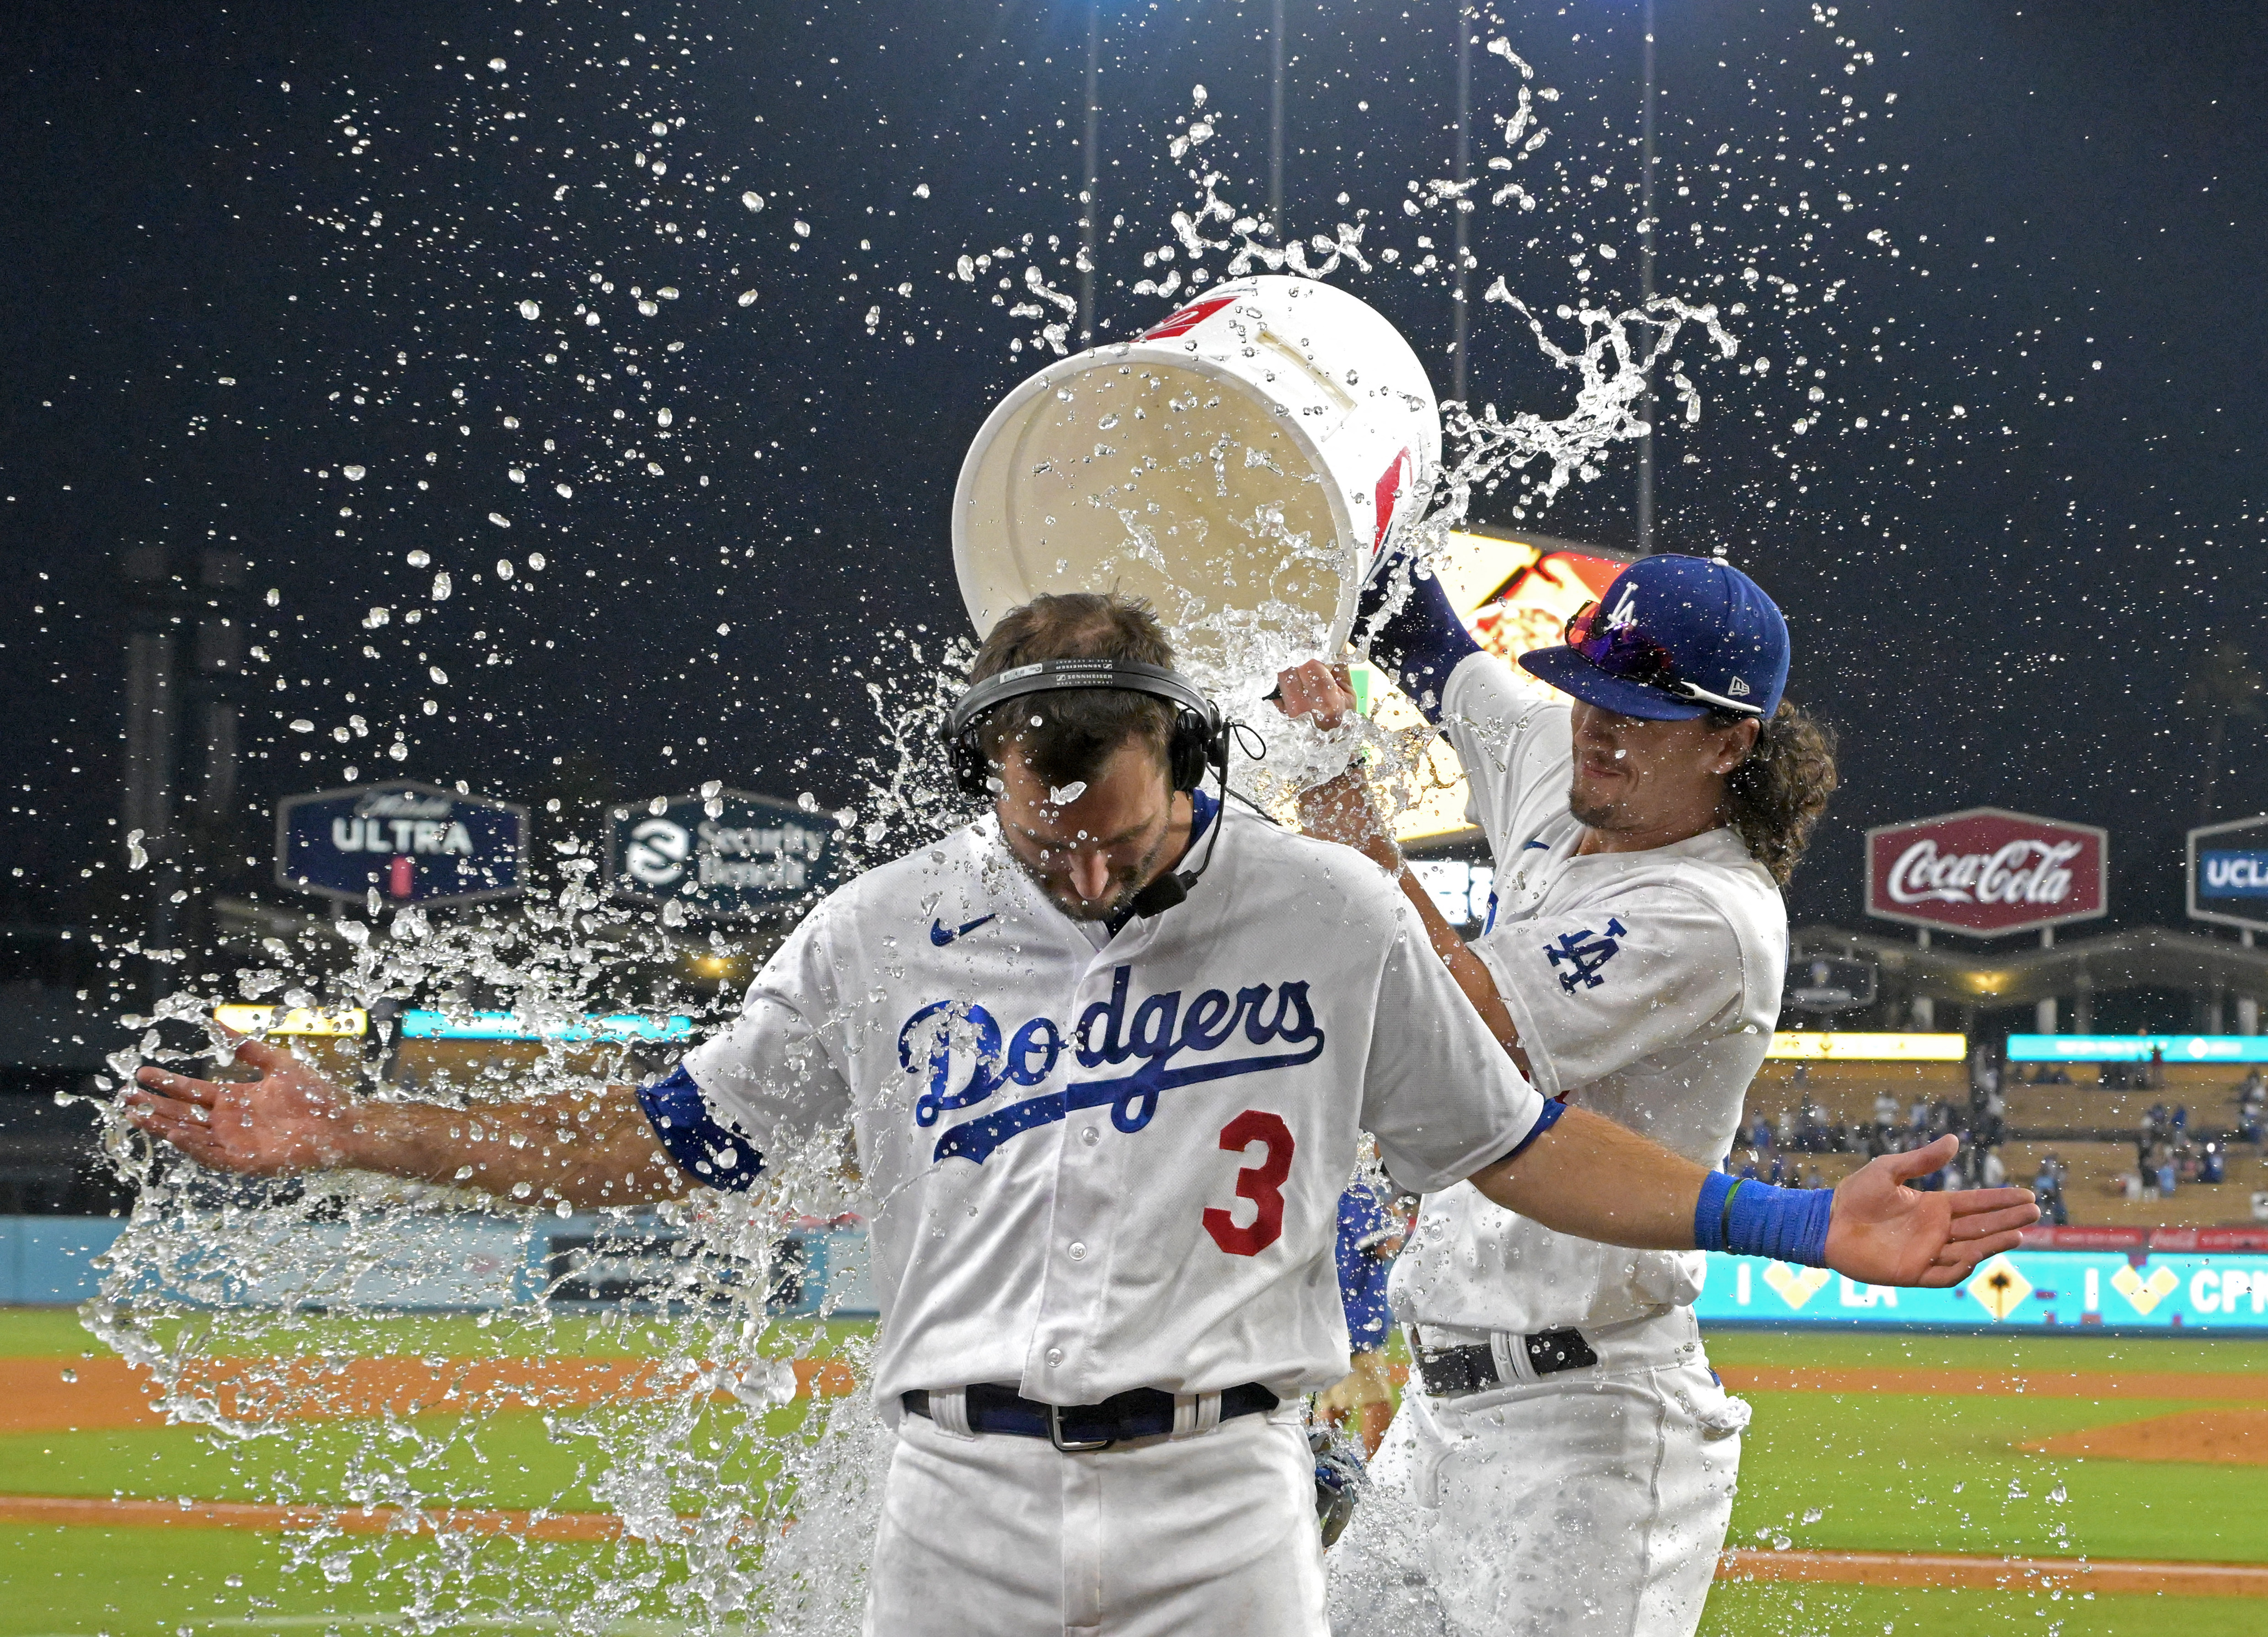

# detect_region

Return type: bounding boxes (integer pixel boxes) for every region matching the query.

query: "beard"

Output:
[1566,776,1631,833]
[1011,824,1174,923]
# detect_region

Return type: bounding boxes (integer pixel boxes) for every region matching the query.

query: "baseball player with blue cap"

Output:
[1277,552,1900,1636]
[131,587,2035,1637]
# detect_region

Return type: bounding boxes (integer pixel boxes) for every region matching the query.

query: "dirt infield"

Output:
[0,1354,860,1435]
[3,1494,2259,1598]
[11,1358,2259,1436]
[1720,1547,2268,1599]
[2026,1408,2268,1466]
[1717,1366,2268,1402]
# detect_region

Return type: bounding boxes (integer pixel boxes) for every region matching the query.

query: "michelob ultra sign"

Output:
[1865,806,2108,937]
[276,781,530,906]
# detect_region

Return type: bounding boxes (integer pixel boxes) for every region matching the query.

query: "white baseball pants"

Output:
[1326,1309,1747,1637]
[865,1402,1327,1637]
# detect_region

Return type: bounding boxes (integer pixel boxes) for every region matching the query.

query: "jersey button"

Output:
[1079,1126,1100,1146]
[1045,1348,1064,1368]
[1068,1241,1087,1261]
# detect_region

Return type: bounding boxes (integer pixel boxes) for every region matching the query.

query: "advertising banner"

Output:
[276,781,529,906]
[1692,1247,2268,1332]
[2007,1032,2268,1064]
[2188,812,2268,936]
[606,790,837,919]
[1865,806,2108,937]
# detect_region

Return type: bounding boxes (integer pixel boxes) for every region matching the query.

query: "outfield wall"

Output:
[0,1213,878,1316]
[7,1216,2264,1334]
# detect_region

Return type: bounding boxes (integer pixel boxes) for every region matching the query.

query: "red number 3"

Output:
[1203,1110,1296,1256]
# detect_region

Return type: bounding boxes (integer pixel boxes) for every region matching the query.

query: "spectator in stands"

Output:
[1800,1163,1827,1191]
[2034,1153,2070,1226]
[2238,1071,2267,1147]
[2149,1044,2167,1090]
[1909,1095,1931,1132]
[1980,1147,2008,1190]
[1749,1114,1774,1155]
[2151,1141,2177,1199]
[1873,1090,1899,1131]
[2201,1140,2228,1185]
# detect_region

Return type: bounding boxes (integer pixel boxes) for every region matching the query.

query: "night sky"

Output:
[3,0,2263,961]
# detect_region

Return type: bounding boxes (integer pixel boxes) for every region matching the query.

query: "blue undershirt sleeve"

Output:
[635,1063,766,1192]
[1358,562,1481,726]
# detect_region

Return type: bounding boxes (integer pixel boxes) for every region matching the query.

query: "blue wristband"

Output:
[1694,1170,1833,1266]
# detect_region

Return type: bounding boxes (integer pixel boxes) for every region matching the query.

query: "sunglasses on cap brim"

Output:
[1562,600,1765,718]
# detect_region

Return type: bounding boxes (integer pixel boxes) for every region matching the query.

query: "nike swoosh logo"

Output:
[929,913,997,947]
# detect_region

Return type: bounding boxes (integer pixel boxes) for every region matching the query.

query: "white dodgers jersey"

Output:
[679,799,1546,1411]
[1390,654,1790,1335]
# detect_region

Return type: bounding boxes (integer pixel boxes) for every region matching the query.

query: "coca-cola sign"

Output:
[1865,807,2108,936]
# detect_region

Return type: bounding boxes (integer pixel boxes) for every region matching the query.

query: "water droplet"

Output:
[496,558,515,580]
[431,572,452,601]
[658,286,679,300]
[407,549,430,569]
[741,191,764,211]
[429,666,449,686]
[737,290,759,306]
[553,482,573,498]
[792,220,811,237]
[486,58,505,72]
[518,300,540,320]
[342,464,366,481]
[508,468,526,484]
[289,719,314,733]
[638,299,659,317]
[264,588,281,607]
[487,512,511,528]
[657,408,673,427]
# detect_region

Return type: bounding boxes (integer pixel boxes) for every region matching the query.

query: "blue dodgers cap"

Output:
[1519,554,1790,722]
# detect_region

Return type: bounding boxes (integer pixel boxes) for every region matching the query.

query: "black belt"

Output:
[903,1382,1279,1452]
[1412,1326,1599,1395]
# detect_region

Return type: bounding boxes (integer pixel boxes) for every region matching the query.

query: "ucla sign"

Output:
[2190,813,2268,936]
[276,781,530,906]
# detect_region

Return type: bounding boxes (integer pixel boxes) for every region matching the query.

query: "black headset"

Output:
[942,658,1229,799]
[941,658,1234,918]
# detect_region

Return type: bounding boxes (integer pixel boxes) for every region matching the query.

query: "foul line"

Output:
[1720,1547,2268,1599]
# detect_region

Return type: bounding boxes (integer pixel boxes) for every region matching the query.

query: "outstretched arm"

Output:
[126,1037,693,1211]
[1467,1107,2040,1288]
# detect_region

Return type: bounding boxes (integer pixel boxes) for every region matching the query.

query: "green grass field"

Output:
[1,1310,2263,1635]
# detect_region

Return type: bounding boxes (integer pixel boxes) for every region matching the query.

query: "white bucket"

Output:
[951,275,1440,683]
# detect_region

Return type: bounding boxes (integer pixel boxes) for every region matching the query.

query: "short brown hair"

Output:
[968,593,1178,789]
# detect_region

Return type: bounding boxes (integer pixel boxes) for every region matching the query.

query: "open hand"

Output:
[124,1035,358,1176]
[1825,1135,2040,1287]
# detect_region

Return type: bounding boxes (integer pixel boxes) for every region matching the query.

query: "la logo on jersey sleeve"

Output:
[1544,918,1627,993]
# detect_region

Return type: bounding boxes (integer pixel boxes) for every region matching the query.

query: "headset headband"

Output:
[942,658,1220,741]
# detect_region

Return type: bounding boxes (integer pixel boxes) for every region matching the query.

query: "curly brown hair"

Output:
[1712,699,1840,886]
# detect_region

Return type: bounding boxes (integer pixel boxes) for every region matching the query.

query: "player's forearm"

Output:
[337,1085,693,1210]
[1395,871,1524,1059]
[1466,1104,1705,1250]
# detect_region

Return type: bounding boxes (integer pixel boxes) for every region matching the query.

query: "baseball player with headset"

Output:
[1275,552,1858,1636]
[128,590,2035,1637]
